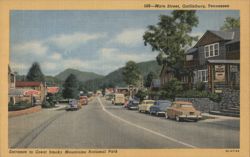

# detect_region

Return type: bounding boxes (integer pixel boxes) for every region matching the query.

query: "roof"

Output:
[16,81,42,87]
[207,60,240,64]
[185,47,198,54]
[194,29,240,47]
[174,101,193,105]
[209,30,234,40]
[151,79,161,88]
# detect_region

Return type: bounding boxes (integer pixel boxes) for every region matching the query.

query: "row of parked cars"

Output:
[125,98,202,122]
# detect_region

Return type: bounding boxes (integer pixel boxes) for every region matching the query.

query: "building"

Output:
[183,29,240,92]
[15,81,46,104]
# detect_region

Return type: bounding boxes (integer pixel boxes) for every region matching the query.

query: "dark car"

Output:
[127,99,140,110]
[149,100,172,116]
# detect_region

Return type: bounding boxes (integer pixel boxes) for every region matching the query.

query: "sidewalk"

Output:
[201,113,240,120]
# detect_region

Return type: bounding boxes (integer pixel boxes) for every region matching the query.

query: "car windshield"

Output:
[158,103,171,109]
[180,104,193,107]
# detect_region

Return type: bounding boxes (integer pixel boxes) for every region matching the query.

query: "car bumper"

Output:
[128,106,138,110]
[179,115,202,119]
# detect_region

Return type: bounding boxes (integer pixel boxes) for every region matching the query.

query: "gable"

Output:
[195,31,224,47]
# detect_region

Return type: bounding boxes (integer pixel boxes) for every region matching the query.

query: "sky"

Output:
[10,10,239,76]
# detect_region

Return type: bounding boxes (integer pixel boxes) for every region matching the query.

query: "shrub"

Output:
[162,78,183,100]
[208,93,221,102]
[8,100,32,111]
[177,90,221,102]
[42,100,52,108]
[135,89,148,102]
[195,81,206,91]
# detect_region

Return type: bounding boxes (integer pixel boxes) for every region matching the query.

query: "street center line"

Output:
[97,97,197,148]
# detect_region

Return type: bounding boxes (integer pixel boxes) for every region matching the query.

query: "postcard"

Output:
[0,0,249,157]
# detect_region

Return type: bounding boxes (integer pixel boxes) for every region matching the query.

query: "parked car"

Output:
[149,100,172,116]
[127,99,140,110]
[138,100,155,113]
[66,99,81,111]
[105,93,114,101]
[165,101,202,122]
[112,94,125,105]
[79,96,88,105]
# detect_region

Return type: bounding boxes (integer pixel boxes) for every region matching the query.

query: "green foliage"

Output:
[208,93,222,103]
[135,89,148,102]
[144,71,157,87]
[122,61,141,86]
[220,17,240,31]
[62,74,80,99]
[8,100,32,111]
[195,81,206,91]
[26,62,45,82]
[143,10,199,79]
[177,90,221,103]
[82,60,161,91]
[55,68,103,82]
[46,93,56,107]
[161,78,183,100]
[42,100,52,108]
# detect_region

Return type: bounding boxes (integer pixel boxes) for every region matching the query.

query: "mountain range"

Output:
[16,60,162,90]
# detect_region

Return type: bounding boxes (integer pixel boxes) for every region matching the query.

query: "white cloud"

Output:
[12,41,47,56]
[50,52,62,60]
[111,28,145,46]
[10,62,29,74]
[48,32,107,50]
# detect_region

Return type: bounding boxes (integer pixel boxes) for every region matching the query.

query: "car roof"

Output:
[173,101,193,105]
[143,100,154,102]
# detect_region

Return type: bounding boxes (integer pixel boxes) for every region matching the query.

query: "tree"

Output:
[143,11,199,79]
[135,89,148,102]
[62,74,79,99]
[220,17,240,31]
[26,62,45,82]
[122,61,141,86]
[161,78,183,100]
[144,71,157,87]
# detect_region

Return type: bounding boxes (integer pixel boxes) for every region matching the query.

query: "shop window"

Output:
[204,43,219,58]
[198,69,208,82]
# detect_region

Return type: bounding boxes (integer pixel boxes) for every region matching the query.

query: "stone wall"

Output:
[219,88,240,109]
[175,97,219,113]
[175,88,240,113]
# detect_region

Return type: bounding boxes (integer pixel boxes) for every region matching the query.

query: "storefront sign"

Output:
[23,90,41,96]
[215,65,225,82]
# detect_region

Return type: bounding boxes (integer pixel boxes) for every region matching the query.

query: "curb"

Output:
[9,106,42,118]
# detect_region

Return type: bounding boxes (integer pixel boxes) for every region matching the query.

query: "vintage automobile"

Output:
[112,94,125,105]
[127,99,140,110]
[66,99,81,111]
[165,101,202,122]
[149,100,172,116]
[138,100,155,113]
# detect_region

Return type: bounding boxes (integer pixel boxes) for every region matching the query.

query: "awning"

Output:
[207,60,240,64]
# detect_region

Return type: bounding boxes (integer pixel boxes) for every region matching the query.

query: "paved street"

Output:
[9,97,239,149]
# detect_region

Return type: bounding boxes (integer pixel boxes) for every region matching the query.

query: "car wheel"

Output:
[165,113,169,119]
[175,116,180,122]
